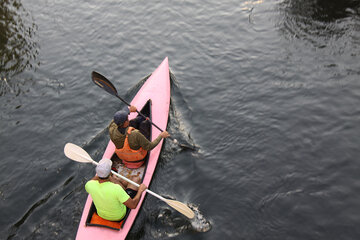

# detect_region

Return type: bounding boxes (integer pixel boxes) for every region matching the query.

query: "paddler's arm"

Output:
[108,120,117,134]
[121,105,137,114]
[123,184,147,209]
[108,120,124,149]
[132,130,170,150]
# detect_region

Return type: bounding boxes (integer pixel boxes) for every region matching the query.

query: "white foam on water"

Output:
[151,203,211,238]
[188,203,212,233]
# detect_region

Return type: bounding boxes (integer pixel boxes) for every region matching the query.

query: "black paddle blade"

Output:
[91,71,118,96]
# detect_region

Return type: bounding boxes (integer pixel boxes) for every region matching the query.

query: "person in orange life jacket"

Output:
[108,105,170,168]
[85,158,147,221]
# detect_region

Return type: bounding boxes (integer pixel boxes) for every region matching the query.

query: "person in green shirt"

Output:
[85,158,147,221]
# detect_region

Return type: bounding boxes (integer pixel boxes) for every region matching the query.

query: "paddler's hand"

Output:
[129,105,137,113]
[138,183,147,193]
[160,131,170,138]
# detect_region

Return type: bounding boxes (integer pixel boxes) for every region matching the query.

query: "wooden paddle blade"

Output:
[165,199,195,219]
[64,143,94,164]
[91,71,118,96]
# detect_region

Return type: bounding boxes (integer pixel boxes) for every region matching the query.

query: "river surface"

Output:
[1,0,360,239]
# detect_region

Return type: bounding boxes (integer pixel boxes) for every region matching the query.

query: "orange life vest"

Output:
[115,127,147,169]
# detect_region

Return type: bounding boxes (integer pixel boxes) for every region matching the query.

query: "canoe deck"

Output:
[112,157,146,181]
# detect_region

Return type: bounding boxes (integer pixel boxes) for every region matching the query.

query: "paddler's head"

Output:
[96,158,112,179]
[114,110,129,128]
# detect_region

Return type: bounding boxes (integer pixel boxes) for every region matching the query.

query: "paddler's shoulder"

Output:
[109,120,120,135]
[128,128,142,135]
[109,120,117,128]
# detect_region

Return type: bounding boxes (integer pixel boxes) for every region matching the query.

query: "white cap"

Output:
[96,158,112,178]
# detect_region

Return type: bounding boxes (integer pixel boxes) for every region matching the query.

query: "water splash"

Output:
[151,202,211,238]
[188,203,212,233]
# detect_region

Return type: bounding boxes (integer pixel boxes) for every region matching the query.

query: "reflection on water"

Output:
[240,0,264,11]
[0,0,39,96]
[278,0,360,48]
[281,0,359,22]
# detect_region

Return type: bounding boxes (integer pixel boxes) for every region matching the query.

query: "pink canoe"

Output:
[76,57,171,240]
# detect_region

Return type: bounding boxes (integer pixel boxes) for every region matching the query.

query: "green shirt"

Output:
[85,180,129,221]
[108,120,162,150]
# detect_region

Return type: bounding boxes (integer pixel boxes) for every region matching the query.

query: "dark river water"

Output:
[1,0,360,239]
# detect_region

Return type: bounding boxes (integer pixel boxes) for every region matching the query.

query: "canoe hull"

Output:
[76,57,170,240]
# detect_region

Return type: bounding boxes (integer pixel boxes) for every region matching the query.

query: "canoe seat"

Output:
[85,202,125,230]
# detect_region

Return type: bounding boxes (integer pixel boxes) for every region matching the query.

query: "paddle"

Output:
[64,143,195,219]
[92,71,197,150]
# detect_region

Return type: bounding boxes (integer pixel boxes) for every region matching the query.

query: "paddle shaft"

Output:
[111,169,167,201]
[115,94,170,137]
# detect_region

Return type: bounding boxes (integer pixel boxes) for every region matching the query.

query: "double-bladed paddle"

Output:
[64,143,195,219]
[91,71,197,150]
